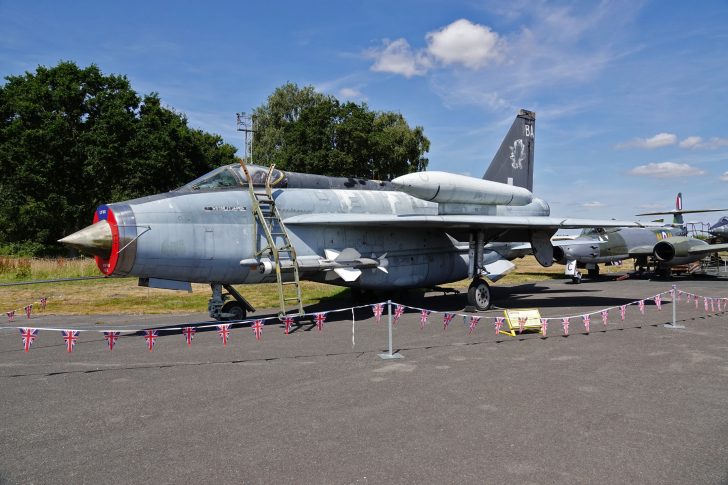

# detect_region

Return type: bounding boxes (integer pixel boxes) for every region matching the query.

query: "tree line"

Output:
[0,62,429,255]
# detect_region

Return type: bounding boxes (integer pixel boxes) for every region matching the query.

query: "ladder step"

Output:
[284,297,302,302]
[281,281,299,285]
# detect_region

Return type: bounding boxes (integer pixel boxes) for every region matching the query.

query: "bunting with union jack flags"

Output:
[442,312,455,330]
[6,310,15,322]
[252,320,263,341]
[561,317,570,336]
[104,331,120,351]
[19,327,38,352]
[517,316,527,334]
[704,297,709,312]
[540,318,548,336]
[372,303,384,323]
[393,305,404,325]
[24,304,32,319]
[40,297,48,310]
[601,310,609,327]
[182,327,196,346]
[583,314,591,334]
[654,294,662,311]
[710,298,715,312]
[494,317,504,335]
[695,295,699,310]
[638,300,645,315]
[620,305,627,321]
[419,310,430,330]
[468,316,480,335]
[314,312,327,331]
[281,315,295,335]
[217,324,231,345]
[144,330,158,351]
[62,330,79,353]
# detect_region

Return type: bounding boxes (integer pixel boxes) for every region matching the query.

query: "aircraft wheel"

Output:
[467,278,491,311]
[220,301,246,321]
[571,271,582,284]
[588,266,600,277]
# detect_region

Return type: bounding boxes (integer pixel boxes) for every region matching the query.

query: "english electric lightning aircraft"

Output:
[59,109,638,319]
[554,193,728,283]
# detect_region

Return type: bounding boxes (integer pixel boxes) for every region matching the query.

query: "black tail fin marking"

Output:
[482,109,535,191]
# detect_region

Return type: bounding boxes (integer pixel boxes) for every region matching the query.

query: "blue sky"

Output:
[2,0,728,224]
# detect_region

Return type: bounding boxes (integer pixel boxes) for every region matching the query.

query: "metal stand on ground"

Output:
[378,300,403,360]
[664,284,685,329]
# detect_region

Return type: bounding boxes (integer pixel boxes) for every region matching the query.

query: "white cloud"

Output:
[581,201,604,208]
[368,38,429,78]
[617,133,677,149]
[679,136,728,149]
[338,87,365,100]
[721,171,728,182]
[425,19,502,69]
[629,161,705,178]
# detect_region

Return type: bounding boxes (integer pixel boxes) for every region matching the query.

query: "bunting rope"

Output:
[2,287,727,352]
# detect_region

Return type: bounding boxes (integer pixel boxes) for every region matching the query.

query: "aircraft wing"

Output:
[284,213,639,242]
[687,243,728,257]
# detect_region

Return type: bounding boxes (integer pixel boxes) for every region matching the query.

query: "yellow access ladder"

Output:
[239,161,304,317]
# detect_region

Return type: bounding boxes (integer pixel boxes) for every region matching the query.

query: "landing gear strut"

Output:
[465,230,492,311]
[208,283,255,321]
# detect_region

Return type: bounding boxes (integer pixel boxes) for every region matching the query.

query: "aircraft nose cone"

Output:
[58,220,112,258]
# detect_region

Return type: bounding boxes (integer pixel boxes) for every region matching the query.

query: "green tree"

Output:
[252,83,429,179]
[0,61,237,254]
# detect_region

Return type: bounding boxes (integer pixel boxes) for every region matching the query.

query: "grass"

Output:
[0,255,575,315]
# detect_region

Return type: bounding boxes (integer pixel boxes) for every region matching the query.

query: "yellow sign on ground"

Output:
[502,308,543,337]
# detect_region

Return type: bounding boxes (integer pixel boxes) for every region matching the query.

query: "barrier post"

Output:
[664,284,685,329]
[378,300,403,360]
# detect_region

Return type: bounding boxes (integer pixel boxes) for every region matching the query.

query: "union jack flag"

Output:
[654,294,662,311]
[217,324,231,345]
[281,315,295,335]
[19,327,38,352]
[419,310,430,330]
[393,305,404,325]
[372,303,384,323]
[62,330,79,353]
[695,295,699,310]
[104,331,120,351]
[39,297,48,310]
[468,316,480,335]
[540,318,548,336]
[252,320,263,341]
[676,290,682,303]
[517,316,527,334]
[144,330,158,351]
[601,310,609,327]
[582,314,590,334]
[314,312,327,331]
[687,293,693,304]
[704,297,709,312]
[638,300,645,315]
[182,327,196,346]
[561,317,570,336]
[443,313,455,330]
[710,298,715,312]
[620,305,626,321]
[24,304,32,319]
[6,310,15,322]
[494,317,504,335]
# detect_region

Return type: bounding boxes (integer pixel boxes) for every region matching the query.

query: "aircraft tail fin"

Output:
[636,192,728,226]
[483,109,535,191]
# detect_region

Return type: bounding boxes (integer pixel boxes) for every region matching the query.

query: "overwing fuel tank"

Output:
[391,171,533,206]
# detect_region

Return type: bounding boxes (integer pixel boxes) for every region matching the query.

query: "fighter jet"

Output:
[554,193,728,282]
[59,109,638,318]
[709,216,728,242]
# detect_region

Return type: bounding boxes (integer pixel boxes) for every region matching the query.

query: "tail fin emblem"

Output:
[510,139,526,169]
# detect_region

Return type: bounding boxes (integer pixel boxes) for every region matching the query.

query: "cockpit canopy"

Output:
[177,164,286,192]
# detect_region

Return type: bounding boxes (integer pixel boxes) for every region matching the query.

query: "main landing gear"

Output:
[208,283,256,321]
[467,278,491,311]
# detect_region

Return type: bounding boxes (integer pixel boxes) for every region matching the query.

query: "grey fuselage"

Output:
[99,176,549,290]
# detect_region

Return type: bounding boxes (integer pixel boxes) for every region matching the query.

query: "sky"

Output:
[2,0,728,225]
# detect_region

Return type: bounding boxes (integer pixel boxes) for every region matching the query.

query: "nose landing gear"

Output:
[208,283,255,321]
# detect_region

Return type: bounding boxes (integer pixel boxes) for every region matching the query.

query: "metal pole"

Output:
[665,283,684,329]
[379,300,403,360]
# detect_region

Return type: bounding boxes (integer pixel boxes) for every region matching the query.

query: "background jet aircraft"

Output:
[709,216,728,242]
[553,193,728,282]
[60,109,638,319]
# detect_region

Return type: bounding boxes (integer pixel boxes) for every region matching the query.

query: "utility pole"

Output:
[236,112,255,164]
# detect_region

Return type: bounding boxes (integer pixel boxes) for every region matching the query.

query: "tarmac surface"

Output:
[1,275,728,484]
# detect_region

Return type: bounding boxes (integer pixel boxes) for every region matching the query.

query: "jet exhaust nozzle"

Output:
[58,220,113,258]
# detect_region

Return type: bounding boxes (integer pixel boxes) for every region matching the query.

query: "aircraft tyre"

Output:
[588,266,600,277]
[571,271,582,284]
[467,278,491,311]
[220,301,246,321]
